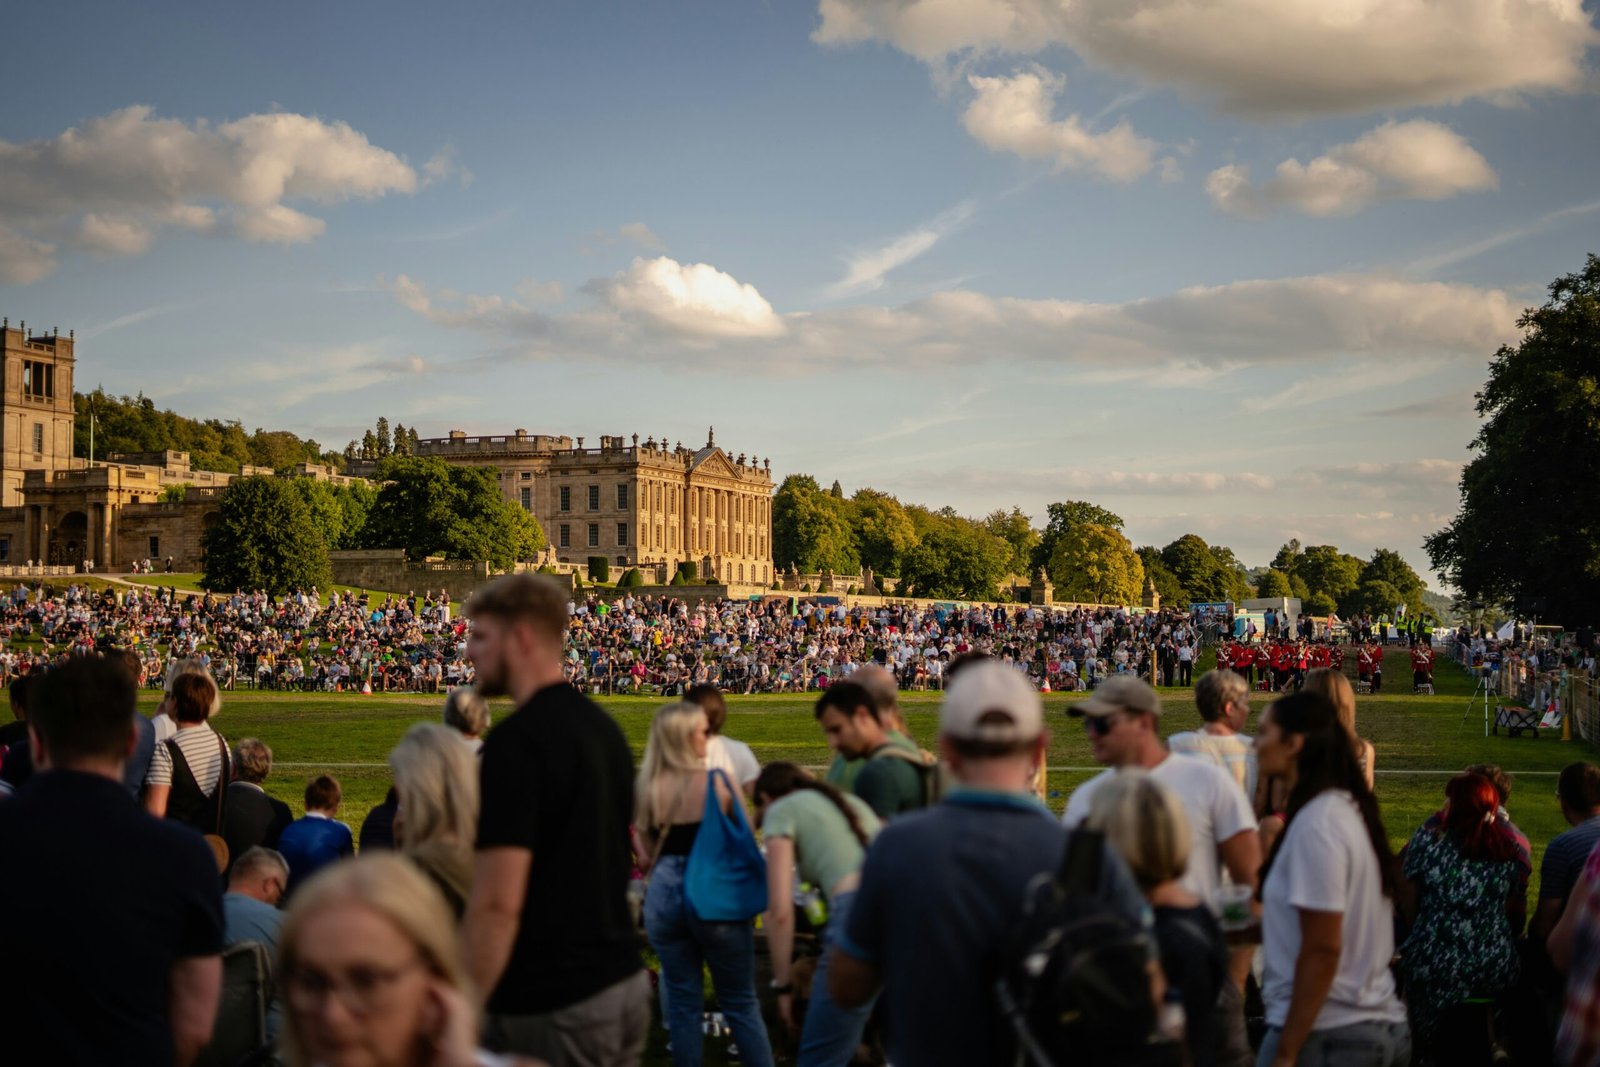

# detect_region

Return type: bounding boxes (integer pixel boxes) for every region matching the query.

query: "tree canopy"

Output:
[361,456,545,569]
[202,476,332,595]
[1049,523,1145,604]
[76,389,341,473]
[1428,255,1600,623]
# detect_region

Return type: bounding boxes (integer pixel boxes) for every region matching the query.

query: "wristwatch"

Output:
[770,980,794,995]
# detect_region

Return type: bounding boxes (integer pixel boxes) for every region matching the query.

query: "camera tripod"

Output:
[1460,667,1497,736]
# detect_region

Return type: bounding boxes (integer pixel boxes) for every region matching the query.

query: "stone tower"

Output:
[0,319,77,506]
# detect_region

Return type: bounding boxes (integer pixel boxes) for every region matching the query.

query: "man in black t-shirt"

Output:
[0,656,225,1066]
[463,575,648,1067]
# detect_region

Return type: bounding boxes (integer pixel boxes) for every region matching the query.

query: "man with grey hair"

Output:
[443,686,491,754]
[222,738,293,867]
[824,664,918,792]
[1168,668,1256,798]
[224,846,289,1037]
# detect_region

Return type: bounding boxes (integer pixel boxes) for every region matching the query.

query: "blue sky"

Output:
[3,0,1598,583]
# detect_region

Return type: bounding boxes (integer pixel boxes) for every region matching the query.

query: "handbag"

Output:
[685,768,768,922]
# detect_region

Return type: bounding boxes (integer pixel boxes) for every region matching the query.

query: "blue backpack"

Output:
[685,769,768,921]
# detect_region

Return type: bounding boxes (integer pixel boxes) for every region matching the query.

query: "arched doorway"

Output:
[49,511,88,568]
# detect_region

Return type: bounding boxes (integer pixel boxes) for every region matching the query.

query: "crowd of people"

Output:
[13,571,1600,1066]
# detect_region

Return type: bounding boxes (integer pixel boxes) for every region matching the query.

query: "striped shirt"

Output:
[146,723,227,794]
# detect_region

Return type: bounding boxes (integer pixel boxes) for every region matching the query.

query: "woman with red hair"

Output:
[1398,772,1529,1063]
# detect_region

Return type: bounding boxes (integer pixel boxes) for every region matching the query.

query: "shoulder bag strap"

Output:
[212,733,230,833]
[643,772,697,876]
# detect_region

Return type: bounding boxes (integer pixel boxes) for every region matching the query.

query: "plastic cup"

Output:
[1214,884,1254,931]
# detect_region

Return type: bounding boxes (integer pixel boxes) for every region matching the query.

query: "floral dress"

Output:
[1399,827,1526,1048]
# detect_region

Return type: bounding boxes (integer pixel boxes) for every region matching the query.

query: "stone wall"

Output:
[328,550,587,601]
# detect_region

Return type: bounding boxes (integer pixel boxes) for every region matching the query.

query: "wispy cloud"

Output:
[1405,198,1600,277]
[825,200,976,299]
[394,206,517,243]
[78,302,190,340]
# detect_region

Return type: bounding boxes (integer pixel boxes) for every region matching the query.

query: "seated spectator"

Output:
[222,737,293,868]
[389,722,479,918]
[145,670,232,838]
[359,785,400,851]
[0,656,224,1065]
[277,774,355,897]
[688,683,760,799]
[442,686,490,754]
[277,854,539,1067]
[224,845,289,1038]
[1087,770,1228,1067]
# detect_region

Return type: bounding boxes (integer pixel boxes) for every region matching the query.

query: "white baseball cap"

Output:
[940,661,1044,744]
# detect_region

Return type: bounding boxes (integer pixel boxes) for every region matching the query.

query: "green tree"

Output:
[772,474,859,572]
[1208,543,1255,601]
[983,506,1041,577]
[202,476,332,595]
[1032,500,1125,572]
[1270,539,1304,581]
[1428,256,1600,622]
[1297,545,1363,603]
[360,430,378,460]
[1304,591,1338,616]
[1349,579,1406,619]
[393,423,410,456]
[829,479,844,499]
[1160,534,1233,603]
[1361,549,1426,614]
[1255,569,1292,598]
[899,515,1010,600]
[853,489,917,576]
[361,456,545,568]
[159,483,191,504]
[1137,545,1188,606]
[375,417,392,459]
[1049,523,1145,604]
[291,478,377,551]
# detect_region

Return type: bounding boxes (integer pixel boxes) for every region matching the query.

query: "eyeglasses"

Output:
[1085,713,1124,736]
[284,957,425,1016]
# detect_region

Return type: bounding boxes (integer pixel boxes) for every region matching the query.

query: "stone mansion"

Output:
[0,317,776,585]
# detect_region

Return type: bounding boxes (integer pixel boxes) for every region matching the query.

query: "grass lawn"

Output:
[199,648,1581,897]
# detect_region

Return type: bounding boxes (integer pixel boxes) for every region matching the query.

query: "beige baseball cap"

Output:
[1069,674,1161,719]
[940,661,1044,743]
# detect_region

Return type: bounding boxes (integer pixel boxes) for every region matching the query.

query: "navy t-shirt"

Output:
[0,770,224,1066]
[277,813,355,896]
[839,790,1149,1067]
[1540,815,1600,903]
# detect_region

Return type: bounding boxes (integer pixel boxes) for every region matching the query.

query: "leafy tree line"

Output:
[1428,255,1600,625]
[345,416,421,462]
[774,475,1432,610]
[75,389,345,474]
[202,456,545,595]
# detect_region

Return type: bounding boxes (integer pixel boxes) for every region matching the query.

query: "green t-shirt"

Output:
[854,745,927,820]
[825,729,917,792]
[762,789,881,897]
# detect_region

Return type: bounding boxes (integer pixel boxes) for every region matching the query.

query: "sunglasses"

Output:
[1085,712,1123,736]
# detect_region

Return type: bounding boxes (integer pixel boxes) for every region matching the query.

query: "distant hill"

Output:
[74,389,343,474]
[1421,589,1457,624]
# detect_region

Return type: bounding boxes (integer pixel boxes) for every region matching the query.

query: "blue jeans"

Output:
[645,855,775,1067]
[797,891,876,1067]
[1257,1020,1411,1067]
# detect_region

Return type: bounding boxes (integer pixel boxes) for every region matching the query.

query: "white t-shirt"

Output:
[1062,753,1257,901]
[1260,790,1406,1031]
[1167,730,1257,801]
[706,735,760,788]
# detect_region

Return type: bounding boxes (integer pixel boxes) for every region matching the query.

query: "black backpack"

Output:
[995,829,1180,1067]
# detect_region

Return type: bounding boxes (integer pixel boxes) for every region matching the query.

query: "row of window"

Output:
[548,482,763,521]
[558,523,628,549]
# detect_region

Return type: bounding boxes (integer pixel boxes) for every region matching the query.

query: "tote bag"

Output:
[685,768,768,921]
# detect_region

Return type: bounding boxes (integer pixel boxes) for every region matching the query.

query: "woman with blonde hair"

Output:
[1087,771,1228,1067]
[389,722,480,918]
[277,854,536,1067]
[1303,667,1376,789]
[637,702,774,1067]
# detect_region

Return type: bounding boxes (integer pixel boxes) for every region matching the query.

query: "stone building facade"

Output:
[386,428,777,586]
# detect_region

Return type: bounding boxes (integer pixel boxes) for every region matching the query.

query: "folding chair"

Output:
[1493,704,1541,739]
[194,941,272,1067]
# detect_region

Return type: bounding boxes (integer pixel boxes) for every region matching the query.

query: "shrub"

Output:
[588,556,610,582]
[676,560,698,582]
[619,567,644,588]
[847,585,859,595]
[671,570,689,586]
[801,583,813,592]
[536,564,557,575]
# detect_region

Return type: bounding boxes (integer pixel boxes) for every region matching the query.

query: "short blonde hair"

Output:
[389,722,480,850]
[442,686,490,737]
[277,854,470,1067]
[635,702,706,830]
[1085,771,1191,892]
[1303,667,1357,735]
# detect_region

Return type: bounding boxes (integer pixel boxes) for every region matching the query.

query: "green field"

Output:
[193,648,1581,898]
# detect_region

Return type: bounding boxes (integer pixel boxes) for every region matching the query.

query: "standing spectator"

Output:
[0,656,224,1066]
[1178,639,1196,686]
[1253,691,1410,1067]
[637,702,774,1067]
[1087,771,1228,1067]
[144,670,231,837]
[823,664,917,791]
[1063,674,1259,1065]
[461,575,648,1066]
[1302,668,1376,790]
[1398,772,1527,1061]
[756,761,882,1066]
[390,721,479,918]
[0,674,34,795]
[814,681,925,820]
[277,855,540,1067]
[688,683,760,800]
[443,685,490,755]
[277,775,354,897]
[108,647,158,797]
[1169,668,1256,798]
[826,661,1149,1066]
[1532,763,1600,946]
[222,737,293,867]
[359,785,400,851]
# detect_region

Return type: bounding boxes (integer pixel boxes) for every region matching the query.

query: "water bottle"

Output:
[1159,988,1186,1044]
[797,884,828,927]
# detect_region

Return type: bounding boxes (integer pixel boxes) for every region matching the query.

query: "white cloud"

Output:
[1299,459,1462,500]
[391,265,1519,374]
[963,70,1155,181]
[827,200,975,298]
[1207,121,1498,218]
[0,105,435,282]
[814,0,1598,119]
[617,222,664,250]
[593,257,787,339]
[1159,157,1183,184]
